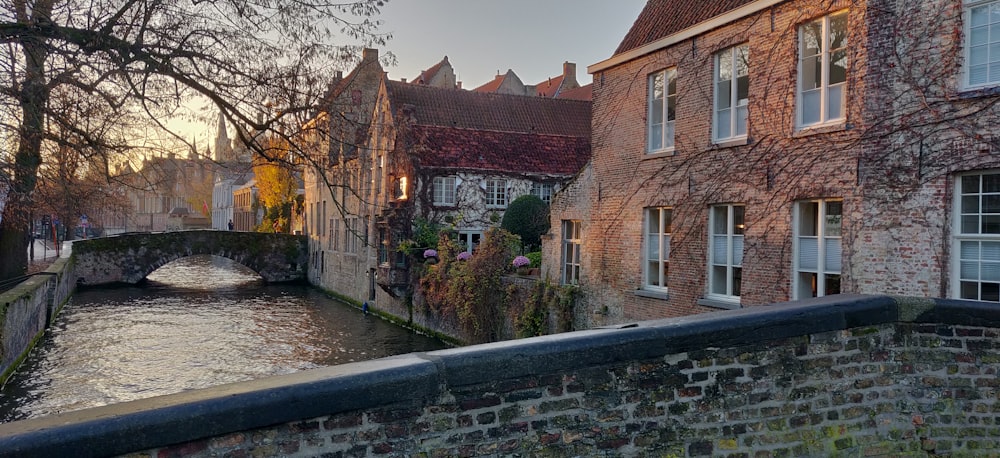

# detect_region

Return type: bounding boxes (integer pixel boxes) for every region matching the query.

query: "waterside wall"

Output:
[1,294,998,457]
[0,258,75,385]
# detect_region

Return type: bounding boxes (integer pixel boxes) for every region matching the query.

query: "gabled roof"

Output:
[409,125,590,176]
[413,56,449,85]
[385,80,590,138]
[473,70,518,93]
[556,83,593,101]
[615,0,757,54]
[534,75,566,98]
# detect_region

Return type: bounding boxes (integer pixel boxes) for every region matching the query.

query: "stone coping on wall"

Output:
[0,294,996,457]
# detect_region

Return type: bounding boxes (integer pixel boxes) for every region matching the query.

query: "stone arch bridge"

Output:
[71,231,308,286]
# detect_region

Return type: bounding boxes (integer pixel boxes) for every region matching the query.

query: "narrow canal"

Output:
[0,255,447,422]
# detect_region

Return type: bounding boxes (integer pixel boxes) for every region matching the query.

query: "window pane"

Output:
[732,267,742,296]
[717,81,732,110]
[962,240,980,260]
[799,238,818,270]
[984,214,1000,234]
[984,241,1000,261]
[828,84,844,120]
[961,281,979,300]
[829,12,848,50]
[736,106,748,136]
[824,274,841,295]
[961,260,980,280]
[802,55,821,91]
[718,50,733,82]
[647,261,660,285]
[647,234,659,261]
[826,201,842,236]
[983,262,1000,281]
[801,20,822,57]
[713,235,728,264]
[733,236,744,266]
[799,202,818,236]
[970,64,989,86]
[799,272,818,298]
[713,206,728,234]
[984,173,1000,192]
[712,266,728,294]
[733,206,745,235]
[963,195,981,213]
[825,238,842,272]
[972,27,989,48]
[717,108,732,139]
[983,282,1000,302]
[985,195,1000,213]
[963,175,981,193]
[972,5,990,28]
[802,89,821,125]
[963,215,981,234]
[829,50,847,85]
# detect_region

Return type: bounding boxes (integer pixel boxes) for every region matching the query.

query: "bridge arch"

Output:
[71,231,308,286]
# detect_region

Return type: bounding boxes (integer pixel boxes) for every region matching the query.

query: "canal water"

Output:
[0,255,446,422]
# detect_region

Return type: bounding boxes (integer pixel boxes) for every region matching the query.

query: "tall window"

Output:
[562,220,582,285]
[714,44,749,142]
[644,208,672,291]
[708,204,744,302]
[798,11,848,127]
[433,176,456,206]
[794,199,842,299]
[955,172,1000,302]
[485,178,508,208]
[647,68,677,153]
[532,183,554,204]
[966,0,1000,88]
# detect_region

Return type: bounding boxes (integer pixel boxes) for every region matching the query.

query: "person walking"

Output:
[228,220,234,231]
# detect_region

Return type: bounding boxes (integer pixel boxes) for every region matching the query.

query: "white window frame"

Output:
[647,68,677,154]
[707,204,744,303]
[797,10,848,129]
[953,171,1000,302]
[485,178,508,209]
[562,220,582,285]
[643,207,672,292]
[458,230,483,253]
[964,0,1000,89]
[433,176,457,206]
[713,44,749,142]
[532,182,554,204]
[792,199,843,300]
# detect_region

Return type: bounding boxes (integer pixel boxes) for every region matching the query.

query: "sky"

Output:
[174,1,647,149]
[377,1,647,89]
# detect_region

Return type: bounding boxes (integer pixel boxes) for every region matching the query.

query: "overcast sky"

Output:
[378,1,646,88]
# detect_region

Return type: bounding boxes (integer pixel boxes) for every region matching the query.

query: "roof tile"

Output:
[616,0,757,54]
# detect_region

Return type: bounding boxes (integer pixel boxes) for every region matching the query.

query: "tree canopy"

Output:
[0,0,389,280]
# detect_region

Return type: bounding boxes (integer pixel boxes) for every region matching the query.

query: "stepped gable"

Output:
[384,80,590,137]
[615,0,757,54]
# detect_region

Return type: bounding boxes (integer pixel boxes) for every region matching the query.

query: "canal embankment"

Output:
[0,256,76,385]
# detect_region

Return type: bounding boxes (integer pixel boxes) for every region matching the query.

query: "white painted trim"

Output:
[588,0,785,75]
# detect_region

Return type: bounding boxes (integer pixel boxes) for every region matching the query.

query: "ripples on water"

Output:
[0,255,446,422]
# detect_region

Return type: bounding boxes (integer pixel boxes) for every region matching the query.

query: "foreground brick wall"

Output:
[1,295,997,457]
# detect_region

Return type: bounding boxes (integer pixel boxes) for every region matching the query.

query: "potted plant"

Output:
[512,255,531,275]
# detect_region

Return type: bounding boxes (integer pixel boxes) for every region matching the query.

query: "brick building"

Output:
[303,50,591,321]
[544,0,1000,327]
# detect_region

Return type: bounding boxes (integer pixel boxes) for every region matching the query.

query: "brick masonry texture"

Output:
[545,0,1000,328]
[3,295,998,457]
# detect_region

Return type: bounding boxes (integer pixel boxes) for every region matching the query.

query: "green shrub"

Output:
[500,195,549,251]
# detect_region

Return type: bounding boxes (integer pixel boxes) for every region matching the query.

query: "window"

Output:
[433,176,457,206]
[562,220,582,285]
[346,217,360,254]
[954,172,1000,302]
[331,218,340,251]
[644,208,672,291]
[532,183,554,204]
[714,44,749,141]
[647,68,677,153]
[708,204,744,302]
[793,199,842,299]
[485,178,508,208]
[966,0,1000,88]
[798,11,848,127]
[458,230,482,253]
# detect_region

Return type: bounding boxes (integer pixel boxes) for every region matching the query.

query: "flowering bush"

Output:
[457,251,472,261]
[512,255,531,268]
[423,249,438,258]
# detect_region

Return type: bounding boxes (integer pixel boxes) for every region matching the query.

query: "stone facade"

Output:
[545,0,1000,327]
[3,295,998,457]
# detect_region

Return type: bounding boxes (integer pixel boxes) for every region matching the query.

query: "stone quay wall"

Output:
[0,257,76,385]
[0,294,998,457]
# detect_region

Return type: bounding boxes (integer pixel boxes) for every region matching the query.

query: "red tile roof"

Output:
[413,56,449,85]
[385,80,591,138]
[555,83,592,101]
[534,75,566,98]
[615,0,757,54]
[409,125,590,176]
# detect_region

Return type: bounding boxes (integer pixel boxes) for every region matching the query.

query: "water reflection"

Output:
[0,255,445,422]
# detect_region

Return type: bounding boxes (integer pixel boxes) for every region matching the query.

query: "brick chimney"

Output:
[563,62,579,89]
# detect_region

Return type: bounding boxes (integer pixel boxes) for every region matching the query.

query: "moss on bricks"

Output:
[894,296,936,323]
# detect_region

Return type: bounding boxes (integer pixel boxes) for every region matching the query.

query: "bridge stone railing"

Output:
[70,231,308,286]
[1,294,998,457]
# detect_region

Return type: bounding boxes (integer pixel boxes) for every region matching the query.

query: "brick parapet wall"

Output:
[1,294,998,457]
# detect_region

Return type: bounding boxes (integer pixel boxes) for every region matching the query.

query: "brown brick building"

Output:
[545,0,1000,327]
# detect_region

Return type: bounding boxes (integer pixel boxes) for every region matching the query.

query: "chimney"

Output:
[457,81,462,89]
[401,78,407,83]
[362,48,378,62]
[563,62,578,87]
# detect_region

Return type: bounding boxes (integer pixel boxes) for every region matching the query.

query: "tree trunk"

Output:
[0,6,52,281]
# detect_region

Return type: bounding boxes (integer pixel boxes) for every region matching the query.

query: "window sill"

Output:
[956,84,1000,100]
[697,297,741,310]
[643,148,676,159]
[634,289,669,301]
[793,121,847,138]
[712,136,749,148]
